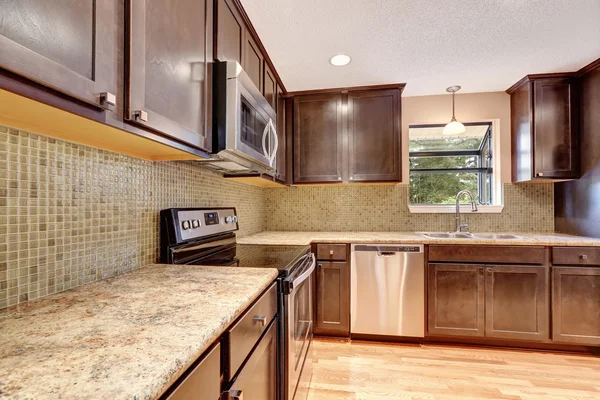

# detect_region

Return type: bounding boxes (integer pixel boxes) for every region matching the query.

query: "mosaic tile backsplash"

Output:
[0,126,266,309]
[264,183,554,232]
[0,124,555,309]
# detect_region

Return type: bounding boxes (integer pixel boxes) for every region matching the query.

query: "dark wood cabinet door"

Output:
[125,0,211,152]
[552,267,600,345]
[243,34,264,91]
[347,89,401,182]
[427,264,485,337]
[510,82,534,183]
[315,261,350,336]
[484,265,549,341]
[293,94,344,183]
[275,84,286,183]
[215,0,244,64]
[533,78,579,179]
[264,65,277,109]
[0,0,117,108]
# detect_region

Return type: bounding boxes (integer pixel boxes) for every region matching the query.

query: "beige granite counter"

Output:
[237,231,600,247]
[0,264,278,400]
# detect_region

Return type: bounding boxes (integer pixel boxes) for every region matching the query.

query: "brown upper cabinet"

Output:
[293,93,345,183]
[292,86,404,184]
[125,0,212,153]
[275,85,288,184]
[507,75,580,182]
[0,0,118,109]
[215,0,244,64]
[215,0,280,100]
[264,65,277,110]
[347,89,401,182]
[243,34,264,91]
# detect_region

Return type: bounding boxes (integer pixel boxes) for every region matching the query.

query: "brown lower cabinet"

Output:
[552,267,600,345]
[427,263,549,341]
[315,261,350,336]
[163,283,277,400]
[427,264,485,337]
[485,265,549,340]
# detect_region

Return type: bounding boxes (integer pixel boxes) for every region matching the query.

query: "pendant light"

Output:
[443,85,466,135]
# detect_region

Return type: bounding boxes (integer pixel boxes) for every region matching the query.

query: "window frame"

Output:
[408,121,503,213]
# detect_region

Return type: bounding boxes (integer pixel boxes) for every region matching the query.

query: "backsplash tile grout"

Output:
[264,183,554,232]
[0,124,554,310]
[0,125,266,309]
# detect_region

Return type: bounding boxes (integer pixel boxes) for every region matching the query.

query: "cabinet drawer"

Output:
[227,283,277,377]
[167,343,220,400]
[552,247,600,266]
[429,245,546,265]
[226,321,277,400]
[316,244,347,261]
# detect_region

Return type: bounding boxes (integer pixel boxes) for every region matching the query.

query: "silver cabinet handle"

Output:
[229,390,243,400]
[98,92,116,108]
[329,250,334,255]
[580,254,589,260]
[133,110,148,122]
[253,316,267,326]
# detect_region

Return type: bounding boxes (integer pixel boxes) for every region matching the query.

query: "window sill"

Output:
[408,205,504,214]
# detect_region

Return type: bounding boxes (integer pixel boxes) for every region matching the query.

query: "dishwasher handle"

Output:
[354,244,424,253]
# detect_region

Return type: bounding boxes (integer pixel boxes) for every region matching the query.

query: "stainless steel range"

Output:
[160,207,314,400]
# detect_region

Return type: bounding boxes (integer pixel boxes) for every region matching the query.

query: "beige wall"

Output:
[402,91,511,183]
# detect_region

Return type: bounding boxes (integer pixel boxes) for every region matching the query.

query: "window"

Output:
[409,123,494,206]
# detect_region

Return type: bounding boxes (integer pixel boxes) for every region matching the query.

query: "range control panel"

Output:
[176,208,238,242]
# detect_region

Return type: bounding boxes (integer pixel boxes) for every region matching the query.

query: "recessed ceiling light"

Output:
[329,54,351,67]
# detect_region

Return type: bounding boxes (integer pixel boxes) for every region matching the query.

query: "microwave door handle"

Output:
[269,119,279,167]
[261,121,270,160]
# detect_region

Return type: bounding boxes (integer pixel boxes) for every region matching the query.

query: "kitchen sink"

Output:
[419,232,474,239]
[471,233,524,240]
[419,232,525,240]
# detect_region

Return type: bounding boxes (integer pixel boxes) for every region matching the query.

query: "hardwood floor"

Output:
[307,339,600,399]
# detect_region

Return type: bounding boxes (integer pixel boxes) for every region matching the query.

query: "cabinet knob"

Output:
[97,92,116,108]
[337,177,342,181]
[536,172,544,177]
[580,254,589,260]
[329,250,334,255]
[229,390,243,400]
[252,315,267,326]
[318,264,322,269]
[349,176,354,180]
[133,110,148,122]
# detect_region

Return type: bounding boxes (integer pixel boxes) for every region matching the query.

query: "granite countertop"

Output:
[237,231,600,247]
[0,264,279,400]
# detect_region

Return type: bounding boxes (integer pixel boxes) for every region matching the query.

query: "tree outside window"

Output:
[409,123,493,205]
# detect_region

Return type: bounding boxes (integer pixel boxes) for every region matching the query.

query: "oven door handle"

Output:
[288,254,316,292]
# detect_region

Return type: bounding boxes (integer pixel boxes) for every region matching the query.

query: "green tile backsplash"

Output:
[264,183,554,232]
[0,124,554,309]
[0,126,266,309]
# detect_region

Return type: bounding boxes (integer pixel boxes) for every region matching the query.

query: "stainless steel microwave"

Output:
[207,61,278,173]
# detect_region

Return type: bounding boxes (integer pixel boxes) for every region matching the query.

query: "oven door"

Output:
[285,254,315,400]
[225,63,278,169]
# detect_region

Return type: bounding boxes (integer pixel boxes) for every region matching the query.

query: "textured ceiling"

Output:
[239,0,600,96]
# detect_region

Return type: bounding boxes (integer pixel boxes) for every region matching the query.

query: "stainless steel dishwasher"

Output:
[351,244,425,337]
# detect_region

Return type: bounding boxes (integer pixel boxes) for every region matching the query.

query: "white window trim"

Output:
[408,119,503,212]
[409,204,504,214]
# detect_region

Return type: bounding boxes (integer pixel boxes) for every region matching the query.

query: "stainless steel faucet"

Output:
[456,190,478,232]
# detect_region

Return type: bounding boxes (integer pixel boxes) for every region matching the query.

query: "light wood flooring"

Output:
[307,339,600,400]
